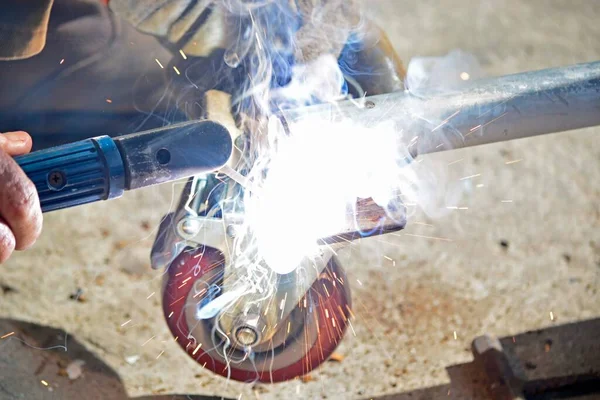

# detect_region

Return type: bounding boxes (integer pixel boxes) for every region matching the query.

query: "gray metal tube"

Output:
[279,61,600,156]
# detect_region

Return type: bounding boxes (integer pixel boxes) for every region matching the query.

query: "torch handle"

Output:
[14,136,125,213]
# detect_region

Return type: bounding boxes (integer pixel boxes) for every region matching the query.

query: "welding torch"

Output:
[13,120,233,213]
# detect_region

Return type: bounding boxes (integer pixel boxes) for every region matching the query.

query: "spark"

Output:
[459,173,481,181]
[414,222,434,227]
[168,311,174,318]
[179,49,187,59]
[173,66,181,75]
[156,350,165,359]
[512,337,516,343]
[141,336,156,346]
[325,309,329,318]
[106,98,112,103]
[356,279,363,286]
[501,200,513,203]
[460,72,470,80]
[384,255,393,262]
[41,380,49,386]
[287,321,291,334]
[458,207,469,210]
[404,233,453,242]
[447,158,464,166]
[431,109,461,132]
[1,332,14,339]
[550,311,554,321]
[476,184,485,188]
[146,292,155,299]
[466,112,509,137]
[192,343,202,355]
[505,159,522,165]
[348,320,356,336]
[453,331,458,340]
[155,58,164,68]
[120,319,131,327]
[59,58,64,64]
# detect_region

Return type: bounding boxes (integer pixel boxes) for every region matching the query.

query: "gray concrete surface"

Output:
[1,0,599,399]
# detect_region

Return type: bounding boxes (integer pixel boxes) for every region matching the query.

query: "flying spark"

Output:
[459,173,481,181]
[404,233,453,242]
[59,58,64,64]
[142,336,156,346]
[501,200,513,203]
[1,332,14,339]
[431,109,461,132]
[550,311,555,321]
[348,320,357,336]
[120,319,131,327]
[155,58,164,68]
[447,158,464,166]
[146,292,155,299]
[173,66,181,75]
[413,222,434,227]
[453,331,458,340]
[179,49,187,59]
[505,159,522,165]
[41,380,49,386]
[156,350,165,359]
[192,343,202,355]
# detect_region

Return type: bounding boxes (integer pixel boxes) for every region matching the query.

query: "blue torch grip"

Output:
[14,136,126,213]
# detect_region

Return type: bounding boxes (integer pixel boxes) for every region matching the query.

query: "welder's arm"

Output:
[108,0,406,119]
[0,132,43,263]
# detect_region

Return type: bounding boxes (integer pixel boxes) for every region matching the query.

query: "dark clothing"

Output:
[0,0,175,149]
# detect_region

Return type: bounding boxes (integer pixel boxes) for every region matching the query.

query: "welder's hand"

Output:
[0,131,42,263]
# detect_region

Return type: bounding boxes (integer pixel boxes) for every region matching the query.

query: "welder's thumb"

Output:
[0,131,33,156]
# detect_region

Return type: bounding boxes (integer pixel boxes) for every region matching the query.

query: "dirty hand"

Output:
[0,131,42,263]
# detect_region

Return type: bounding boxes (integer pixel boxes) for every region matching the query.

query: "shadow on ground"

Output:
[1,318,599,400]
[0,318,227,400]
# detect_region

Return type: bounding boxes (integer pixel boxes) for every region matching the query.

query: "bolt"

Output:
[235,326,259,347]
[47,171,66,190]
[180,218,201,236]
[226,225,237,238]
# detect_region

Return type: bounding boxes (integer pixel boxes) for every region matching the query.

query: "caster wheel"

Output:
[162,246,351,383]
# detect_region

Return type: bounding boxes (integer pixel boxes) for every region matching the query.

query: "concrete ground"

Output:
[1,0,599,399]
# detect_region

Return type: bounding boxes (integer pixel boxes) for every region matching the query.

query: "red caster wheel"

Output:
[162,245,351,383]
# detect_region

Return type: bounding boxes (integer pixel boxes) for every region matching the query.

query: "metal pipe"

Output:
[279,61,600,156]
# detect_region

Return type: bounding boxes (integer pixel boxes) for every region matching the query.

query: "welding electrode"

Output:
[15,120,233,212]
